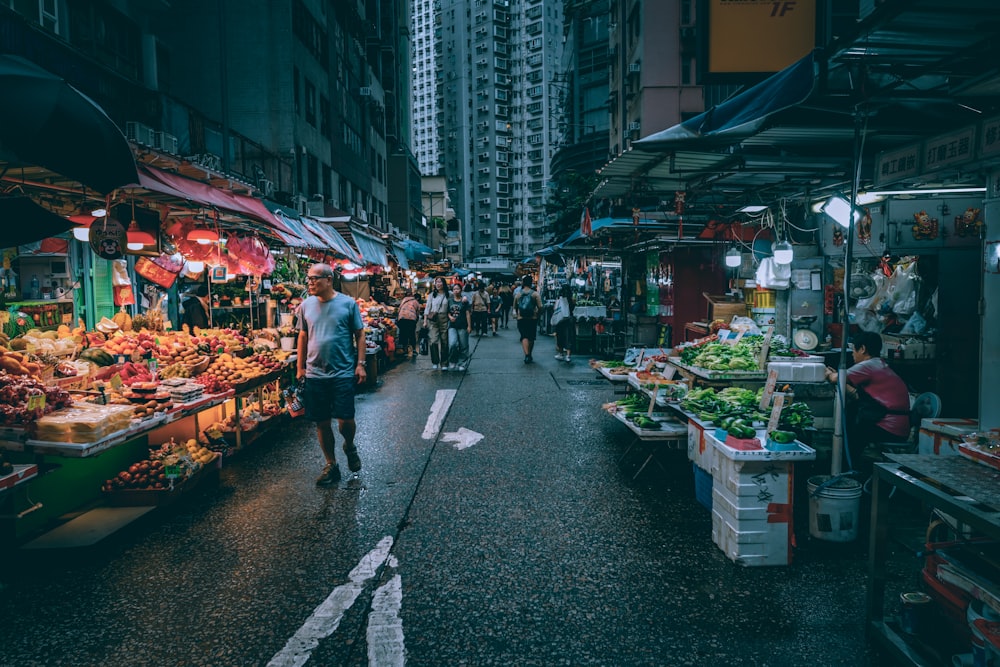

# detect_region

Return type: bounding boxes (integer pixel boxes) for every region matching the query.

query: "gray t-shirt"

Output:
[297,293,364,379]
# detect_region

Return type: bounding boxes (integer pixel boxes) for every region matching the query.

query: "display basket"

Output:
[186,356,211,375]
[102,458,218,507]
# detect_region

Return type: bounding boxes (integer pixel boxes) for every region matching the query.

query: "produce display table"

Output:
[0,463,37,495]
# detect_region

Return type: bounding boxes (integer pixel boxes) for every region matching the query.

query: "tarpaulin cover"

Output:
[351,228,390,267]
[300,217,362,262]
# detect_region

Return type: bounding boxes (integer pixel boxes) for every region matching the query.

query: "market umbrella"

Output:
[0,196,75,247]
[0,55,137,194]
[401,239,435,260]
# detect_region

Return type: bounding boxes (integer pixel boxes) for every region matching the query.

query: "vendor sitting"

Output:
[825,331,911,469]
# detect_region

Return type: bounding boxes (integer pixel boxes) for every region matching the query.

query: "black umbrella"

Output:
[0,55,137,194]
[0,196,75,247]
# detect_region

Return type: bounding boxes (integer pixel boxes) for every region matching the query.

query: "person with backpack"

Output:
[514,274,543,364]
[488,285,502,336]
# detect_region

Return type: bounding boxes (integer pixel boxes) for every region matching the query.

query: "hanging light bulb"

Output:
[725,246,742,268]
[773,239,794,265]
[187,228,219,245]
[125,197,155,250]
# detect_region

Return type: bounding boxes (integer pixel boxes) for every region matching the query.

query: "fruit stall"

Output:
[0,319,297,549]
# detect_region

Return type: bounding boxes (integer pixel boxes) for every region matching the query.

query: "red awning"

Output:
[135,164,299,239]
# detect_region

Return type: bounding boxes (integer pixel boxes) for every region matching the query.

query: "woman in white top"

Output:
[423,276,451,370]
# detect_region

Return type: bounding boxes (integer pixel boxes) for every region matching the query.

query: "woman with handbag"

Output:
[552,284,575,362]
[423,277,450,370]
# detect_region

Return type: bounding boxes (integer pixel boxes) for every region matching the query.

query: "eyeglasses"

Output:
[306,275,331,282]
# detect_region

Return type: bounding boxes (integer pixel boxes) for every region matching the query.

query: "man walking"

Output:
[296,263,366,485]
[514,274,543,364]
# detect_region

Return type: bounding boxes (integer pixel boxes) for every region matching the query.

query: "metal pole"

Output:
[831,109,864,475]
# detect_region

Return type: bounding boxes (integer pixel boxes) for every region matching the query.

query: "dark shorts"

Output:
[302,376,357,422]
[517,318,537,342]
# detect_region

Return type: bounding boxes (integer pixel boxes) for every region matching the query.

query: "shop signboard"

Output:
[980,114,1000,159]
[874,145,921,187]
[923,125,976,173]
[89,218,126,260]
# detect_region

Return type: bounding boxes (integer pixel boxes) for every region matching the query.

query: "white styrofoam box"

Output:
[707,430,816,462]
[769,354,823,363]
[767,361,826,383]
[711,509,791,566]
[918,418,978,456]
[688,420,714,469]
[711,485,770,522]
[711,455,793,505]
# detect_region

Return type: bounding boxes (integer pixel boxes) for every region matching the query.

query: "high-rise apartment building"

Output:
[411,1,443,177]
[425,0,564,263]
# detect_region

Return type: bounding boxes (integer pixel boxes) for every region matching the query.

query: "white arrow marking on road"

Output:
[268,536,394,667]
[367,574,404,667]
[441,427,484,450]
[422,389,457,440]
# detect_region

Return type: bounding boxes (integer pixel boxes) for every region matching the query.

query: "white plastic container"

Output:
[711,509,791,567]
[917,418,978,457]
[767,361,826,383]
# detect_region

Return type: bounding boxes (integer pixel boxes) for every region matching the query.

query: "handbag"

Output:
[551,297,568,326]
[418,325,430,355]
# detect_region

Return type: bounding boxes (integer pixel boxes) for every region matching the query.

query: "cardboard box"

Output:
[704,293,748,323]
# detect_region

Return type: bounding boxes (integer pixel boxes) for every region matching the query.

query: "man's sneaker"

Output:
[316,463,341,486]
[448,363,457,370]
[343,445,362,473]
[564,354,571,363]
[457,364,466,371]
[524,355,530,364]
[554,354,565,361]
[431,364,439,370]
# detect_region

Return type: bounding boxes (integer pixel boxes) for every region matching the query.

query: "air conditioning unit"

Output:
[360,86,373,96]
[479,214,491,221]
[257,179,274,197]
[151,131,178,154]
[479,198,491,206]
[125,121,154,146]
[628,62,641,73]
[628,121,641,131]
[481,228,491,235]
[479,167,491,175]
[479,152,490,160]
[478,105,489,113]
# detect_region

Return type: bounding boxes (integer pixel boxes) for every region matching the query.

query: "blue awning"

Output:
[401,239,435,260]
[635,51,816,149]
[352,228,389,267]
[391,242,409,269]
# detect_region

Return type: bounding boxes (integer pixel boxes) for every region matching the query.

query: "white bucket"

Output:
[808,475,863,542]
[280,313,294,327]
[280,336,296,351]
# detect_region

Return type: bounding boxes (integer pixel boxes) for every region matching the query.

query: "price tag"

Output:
[635,350,645,369]
[661,364,677,380]
[164,464,181,479]
[718,329,732,342]
[734,330,745,343]
[767,393,786,435]
[757,328,774,369]
[110,374,123,390]
[26,392,46,411]
[760,368,779,411]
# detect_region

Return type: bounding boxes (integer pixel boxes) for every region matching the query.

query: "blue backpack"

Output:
[517,289,537,318]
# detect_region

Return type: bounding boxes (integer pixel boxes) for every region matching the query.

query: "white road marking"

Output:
[441,427,484,450]
[421,389,457,439]
[367,574,404,667]
[268,536,394,667]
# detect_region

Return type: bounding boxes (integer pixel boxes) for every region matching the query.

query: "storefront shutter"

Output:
[91,258,115,322]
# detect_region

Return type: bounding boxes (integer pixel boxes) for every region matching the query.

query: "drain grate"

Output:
[564,379,610,386]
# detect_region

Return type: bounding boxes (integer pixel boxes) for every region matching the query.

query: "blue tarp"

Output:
[391,242,409,270]
[352,228,389,267]
[401,239,435,260]
[301,217,362,262]
[635,51,816,148]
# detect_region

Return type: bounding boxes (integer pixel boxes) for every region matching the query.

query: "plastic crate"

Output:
[693,463,712,511]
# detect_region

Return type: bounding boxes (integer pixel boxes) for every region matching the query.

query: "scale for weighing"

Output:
[791,315,819,351]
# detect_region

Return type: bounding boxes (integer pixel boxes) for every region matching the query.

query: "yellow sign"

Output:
[708,0,815,74]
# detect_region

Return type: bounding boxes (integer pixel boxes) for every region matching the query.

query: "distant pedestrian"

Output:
[447,282,472,371]
[296,263,365,485]
[489,286,502,336]
[423,276,450,370]
[514,274,543,364]
[498,283,513,329]
[552,284,575,362]
[471,281,490,337]
[181,283,210,331]
[395,289,421,360]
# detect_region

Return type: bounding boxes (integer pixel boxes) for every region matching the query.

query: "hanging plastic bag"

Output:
[111,259,135,306]
[755,257,791,289]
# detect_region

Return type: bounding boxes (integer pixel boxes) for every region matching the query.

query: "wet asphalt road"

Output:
[0,327,895,666]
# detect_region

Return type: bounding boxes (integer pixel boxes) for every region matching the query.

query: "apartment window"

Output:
[320,95,330,136]
[304,80,316,126]
[293,67,300,116]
